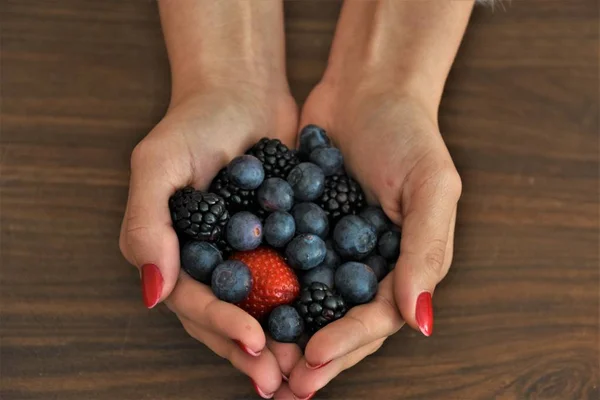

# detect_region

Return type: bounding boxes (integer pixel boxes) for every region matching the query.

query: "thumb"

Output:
[394,161,462,336]
[119,142,188,308]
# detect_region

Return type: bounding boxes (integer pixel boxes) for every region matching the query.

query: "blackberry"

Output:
[317,174,366,225]
[295,282,347,334]
[209,168,258,214]
[169,187,229,242]
[247,138,300,179]
[215,237,234,258]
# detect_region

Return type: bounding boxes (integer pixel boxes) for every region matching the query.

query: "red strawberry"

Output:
[230,247,300,321]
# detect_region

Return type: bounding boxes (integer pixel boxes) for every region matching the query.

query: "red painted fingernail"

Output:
[141,264,163,309]
[234,340,261,357]
[306,359,331,370]
[251,380,273,399]
[416,291,433,337]
[293,392,315,400]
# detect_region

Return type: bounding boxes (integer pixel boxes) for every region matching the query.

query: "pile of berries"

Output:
[170,125,401,343]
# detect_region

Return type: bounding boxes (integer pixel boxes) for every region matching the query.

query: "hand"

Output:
[272,0,470,396]
[119,84,298,398]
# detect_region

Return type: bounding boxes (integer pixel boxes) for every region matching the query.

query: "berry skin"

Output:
[299,125,330,155]
[359,207,391,238]
[291,202,329,239]
[333,215,377,260]
[181,241,223,284]
[230,247,300,321]
[247,138,300,179]
[264,211,296,248]
[321,240,341,269]
[301,264,335,288]
[209,168,258,215]
[309,146,343,176]
[256,177,294,212]
[268,305,304,343]
[285,234,327,270]
[226,212,263,251]
[317,174,366,225]
[295,282,347,334]
[378,230,401,261]
[169,187,229,242]
[335,262,378,305]
[364,254,389,281]
[211,260,253,303]
[227,155,265,190]
[287,162,325,202]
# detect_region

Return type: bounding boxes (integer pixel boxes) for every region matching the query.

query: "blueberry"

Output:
[211,260,253,303]
[309,146,343,177]
[285,234,327,270]
[257,177,294,212]
[268,305,304,343]
[333,215,377,260]
[335,262,377,305]
[364,254,388,281]
[378,230,401,261]
[180,241,223,284]
[320,243,341,269]
[226,212,263,251]
[301,264,335,288]
[287,162,325,201]
[299,124,330,155]
[264,211,296,248]
[227,155,264,190]
[359,207,391,238]
[291,202,329,239]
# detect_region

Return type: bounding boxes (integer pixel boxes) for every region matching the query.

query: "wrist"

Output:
[158,0,290,106]
[320,0,474,113]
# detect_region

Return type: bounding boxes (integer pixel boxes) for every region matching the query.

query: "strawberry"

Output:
[230,247,300,321]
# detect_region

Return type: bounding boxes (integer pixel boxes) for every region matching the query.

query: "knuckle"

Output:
[130,141,149,170]
[423,239,447,277]
[373,294,402,333]
[437,165,462,201]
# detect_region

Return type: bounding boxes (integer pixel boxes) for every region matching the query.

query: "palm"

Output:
[273,85,460,399]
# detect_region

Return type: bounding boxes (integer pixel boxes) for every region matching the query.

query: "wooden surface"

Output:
[1,1,598,399]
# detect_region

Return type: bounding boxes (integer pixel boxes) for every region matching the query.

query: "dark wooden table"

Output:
[1,1,598,399]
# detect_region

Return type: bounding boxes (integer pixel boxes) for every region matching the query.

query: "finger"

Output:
[166,272,266,355]
[119,139,190,308]
[274,382,296,400]
[395,157,462,336]
[444,206,458,269]
[267,337,304,379]
[303,276,403,367]
[289,338,386,399]
[181,319,282,398]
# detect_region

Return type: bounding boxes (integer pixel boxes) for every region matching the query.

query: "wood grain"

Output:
[1,0,598,399]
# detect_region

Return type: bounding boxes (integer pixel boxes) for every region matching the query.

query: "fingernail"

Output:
[416,291,433,337]
[306,360,331,370]
[282,373,289,382]
[235,340,261,357]
[251,380,273,399]
[293,393,315,400]
[141,264,163,309]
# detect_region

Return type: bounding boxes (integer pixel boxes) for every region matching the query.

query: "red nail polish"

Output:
[235,340,261,357]
[294,392,315,400]
[306,360,331,370]
[141,264,163,309]
[251,380,273,399]
[415,291,433,337]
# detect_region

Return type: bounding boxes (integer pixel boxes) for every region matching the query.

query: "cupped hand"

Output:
[119,84,298,398]
[277,79,461,398]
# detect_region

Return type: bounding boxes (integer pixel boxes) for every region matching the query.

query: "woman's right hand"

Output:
[119,82,298,398]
